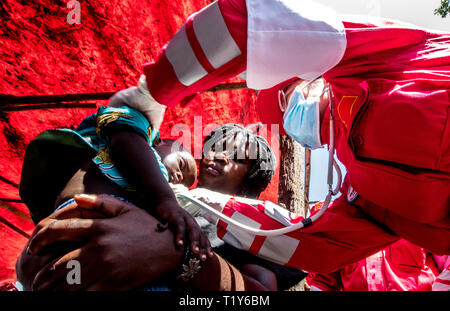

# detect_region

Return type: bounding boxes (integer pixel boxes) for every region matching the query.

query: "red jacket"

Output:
[307,239,440,291]
[322,19,450,224]
[143,0,449,225]
[141,0,450,255]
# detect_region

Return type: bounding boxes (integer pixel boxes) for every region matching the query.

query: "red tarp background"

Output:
[0,0,280,282]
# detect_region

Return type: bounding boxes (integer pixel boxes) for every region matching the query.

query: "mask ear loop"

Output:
[278,89,287,113]
[326,85,342,195]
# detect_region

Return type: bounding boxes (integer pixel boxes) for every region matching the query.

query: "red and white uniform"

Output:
[432,255,450,291]
[306,239,442,291]
[140,0,450,269]
[213,192,398,273]
[144,0,347,105]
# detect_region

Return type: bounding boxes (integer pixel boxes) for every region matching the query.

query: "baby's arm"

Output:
[98,109,211,261]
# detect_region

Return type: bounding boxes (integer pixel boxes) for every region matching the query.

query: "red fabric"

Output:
[144,0,248,108]
[431,255,449,290]
[144,0,449,228]
[356,196,450,254]
[0,280,18,291]
[215,177,446,274]
[254,18,450,253]
[322,19,450,225]
[218,195,399,273]
[307,239,440,291]
[0,0,279,282]
[433,264,450,291]
[254,19,450,226]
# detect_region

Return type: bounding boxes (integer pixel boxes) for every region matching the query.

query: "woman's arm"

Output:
[188,253,274,291]
[105,124,212,261]
[19,194,271,291]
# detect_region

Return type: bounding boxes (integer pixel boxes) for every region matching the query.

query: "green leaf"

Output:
[434,0,450,18]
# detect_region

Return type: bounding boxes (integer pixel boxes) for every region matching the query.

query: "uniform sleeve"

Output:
[214,195,398,273]
[144,0,346,107]
[143,0,248,107]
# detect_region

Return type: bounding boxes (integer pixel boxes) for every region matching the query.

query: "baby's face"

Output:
[163,151,197,187]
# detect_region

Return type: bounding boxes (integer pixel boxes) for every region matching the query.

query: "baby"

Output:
[20,104,210,263]
[50,105,197,207]
[153,138,197,188]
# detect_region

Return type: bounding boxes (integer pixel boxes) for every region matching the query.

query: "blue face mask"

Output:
[282,85,323,150]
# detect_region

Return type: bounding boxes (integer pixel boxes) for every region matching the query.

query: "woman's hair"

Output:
[203,123,276,198]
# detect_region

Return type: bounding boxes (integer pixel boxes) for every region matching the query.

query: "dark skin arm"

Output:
[187,257,277,291]
[107,127,212,261]
[239,264,278,291]
[20,194,272,291]
[188,251,274,291]
[15,201,106,290]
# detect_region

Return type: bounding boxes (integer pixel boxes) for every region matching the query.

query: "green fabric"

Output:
[19,106,169,224]
[90,106,168,189]
[19,129,97,224]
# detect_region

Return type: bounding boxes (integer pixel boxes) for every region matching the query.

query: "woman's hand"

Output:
[108,129,213,265]
[23,194,185,291]
[155,198,214,262]
[16,199,106,290]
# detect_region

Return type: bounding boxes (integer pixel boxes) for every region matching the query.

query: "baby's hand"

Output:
[155,198,213,262]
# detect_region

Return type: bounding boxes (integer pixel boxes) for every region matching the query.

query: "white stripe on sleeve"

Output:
[193,1,242,69]
[258,234,300,265]
[222,212,261,252]
[165,25,208,86]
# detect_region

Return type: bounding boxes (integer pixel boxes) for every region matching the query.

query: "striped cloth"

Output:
[433,257,450,291]
[213,195,401,274]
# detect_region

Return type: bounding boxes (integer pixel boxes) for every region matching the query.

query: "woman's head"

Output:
[198,124,276,198]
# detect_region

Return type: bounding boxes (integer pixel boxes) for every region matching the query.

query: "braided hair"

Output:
[203,123,276,198]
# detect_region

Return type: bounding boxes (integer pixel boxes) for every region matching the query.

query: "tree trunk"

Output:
[278,134,310,291]
[304,148,311,215]
[278,135,309,217]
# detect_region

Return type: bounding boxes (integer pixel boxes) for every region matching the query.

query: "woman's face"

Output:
[197,133,252,195]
